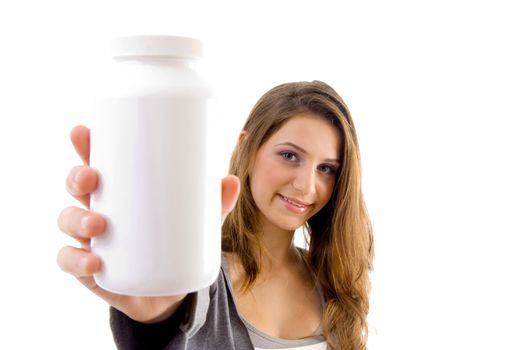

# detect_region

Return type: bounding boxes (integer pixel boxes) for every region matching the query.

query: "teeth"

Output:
[280,194,306,208]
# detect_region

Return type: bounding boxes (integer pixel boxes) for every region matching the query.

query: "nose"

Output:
[292,166,316,196]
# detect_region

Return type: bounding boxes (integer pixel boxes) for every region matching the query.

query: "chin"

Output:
[275,217,305,232]
[281,224,303,232]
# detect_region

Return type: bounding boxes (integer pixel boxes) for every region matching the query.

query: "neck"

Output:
[256,218,301,273]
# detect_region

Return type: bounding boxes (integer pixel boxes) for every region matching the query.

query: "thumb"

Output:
[221,175,240,223]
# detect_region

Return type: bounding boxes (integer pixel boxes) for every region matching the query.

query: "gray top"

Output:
[110,254,326,349]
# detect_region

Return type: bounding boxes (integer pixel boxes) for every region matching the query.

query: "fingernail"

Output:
[73,169,82,192]
[80,216,90,236]
[78,256,90,271]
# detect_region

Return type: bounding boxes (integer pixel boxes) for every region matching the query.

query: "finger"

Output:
[70,125,90,165]
[75,275,126,310]
[57,246,101,278]
[58,206,106,240]
[56,247,125,309]
[221,175,240,223]
[65,165,99,208]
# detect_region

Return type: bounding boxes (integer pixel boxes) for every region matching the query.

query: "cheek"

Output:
[251,156,287,198]
[253,159,290,188]
[317,179,336,206]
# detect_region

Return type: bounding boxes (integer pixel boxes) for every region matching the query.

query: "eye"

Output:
[280,151,298,162]
[318,164,337,174]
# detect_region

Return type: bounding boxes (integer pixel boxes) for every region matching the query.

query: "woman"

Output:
[57,81,374,350]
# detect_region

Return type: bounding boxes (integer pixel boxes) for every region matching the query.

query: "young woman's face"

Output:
[249,114,341,233]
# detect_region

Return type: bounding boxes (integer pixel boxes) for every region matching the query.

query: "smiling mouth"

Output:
[278,194,312,208]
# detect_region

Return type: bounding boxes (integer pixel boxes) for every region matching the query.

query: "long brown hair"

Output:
[222,81,374,349]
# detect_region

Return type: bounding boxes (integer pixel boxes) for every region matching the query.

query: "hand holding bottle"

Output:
[57,125,240,323]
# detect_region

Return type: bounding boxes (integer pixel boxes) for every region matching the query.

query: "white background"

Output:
[0,0,525,349]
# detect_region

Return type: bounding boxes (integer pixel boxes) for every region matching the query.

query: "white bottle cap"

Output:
[111,35,203,59]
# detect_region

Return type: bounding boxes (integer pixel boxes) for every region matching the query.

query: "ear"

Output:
[237,131,248,146]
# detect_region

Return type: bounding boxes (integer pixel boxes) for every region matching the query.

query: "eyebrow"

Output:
[275,142,341,164]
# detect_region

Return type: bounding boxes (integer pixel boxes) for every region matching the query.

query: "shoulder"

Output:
[221,251,245,292]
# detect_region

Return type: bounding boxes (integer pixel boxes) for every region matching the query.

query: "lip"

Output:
[278,194,312,207]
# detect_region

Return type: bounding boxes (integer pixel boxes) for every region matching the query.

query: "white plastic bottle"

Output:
[90,35,220,296]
